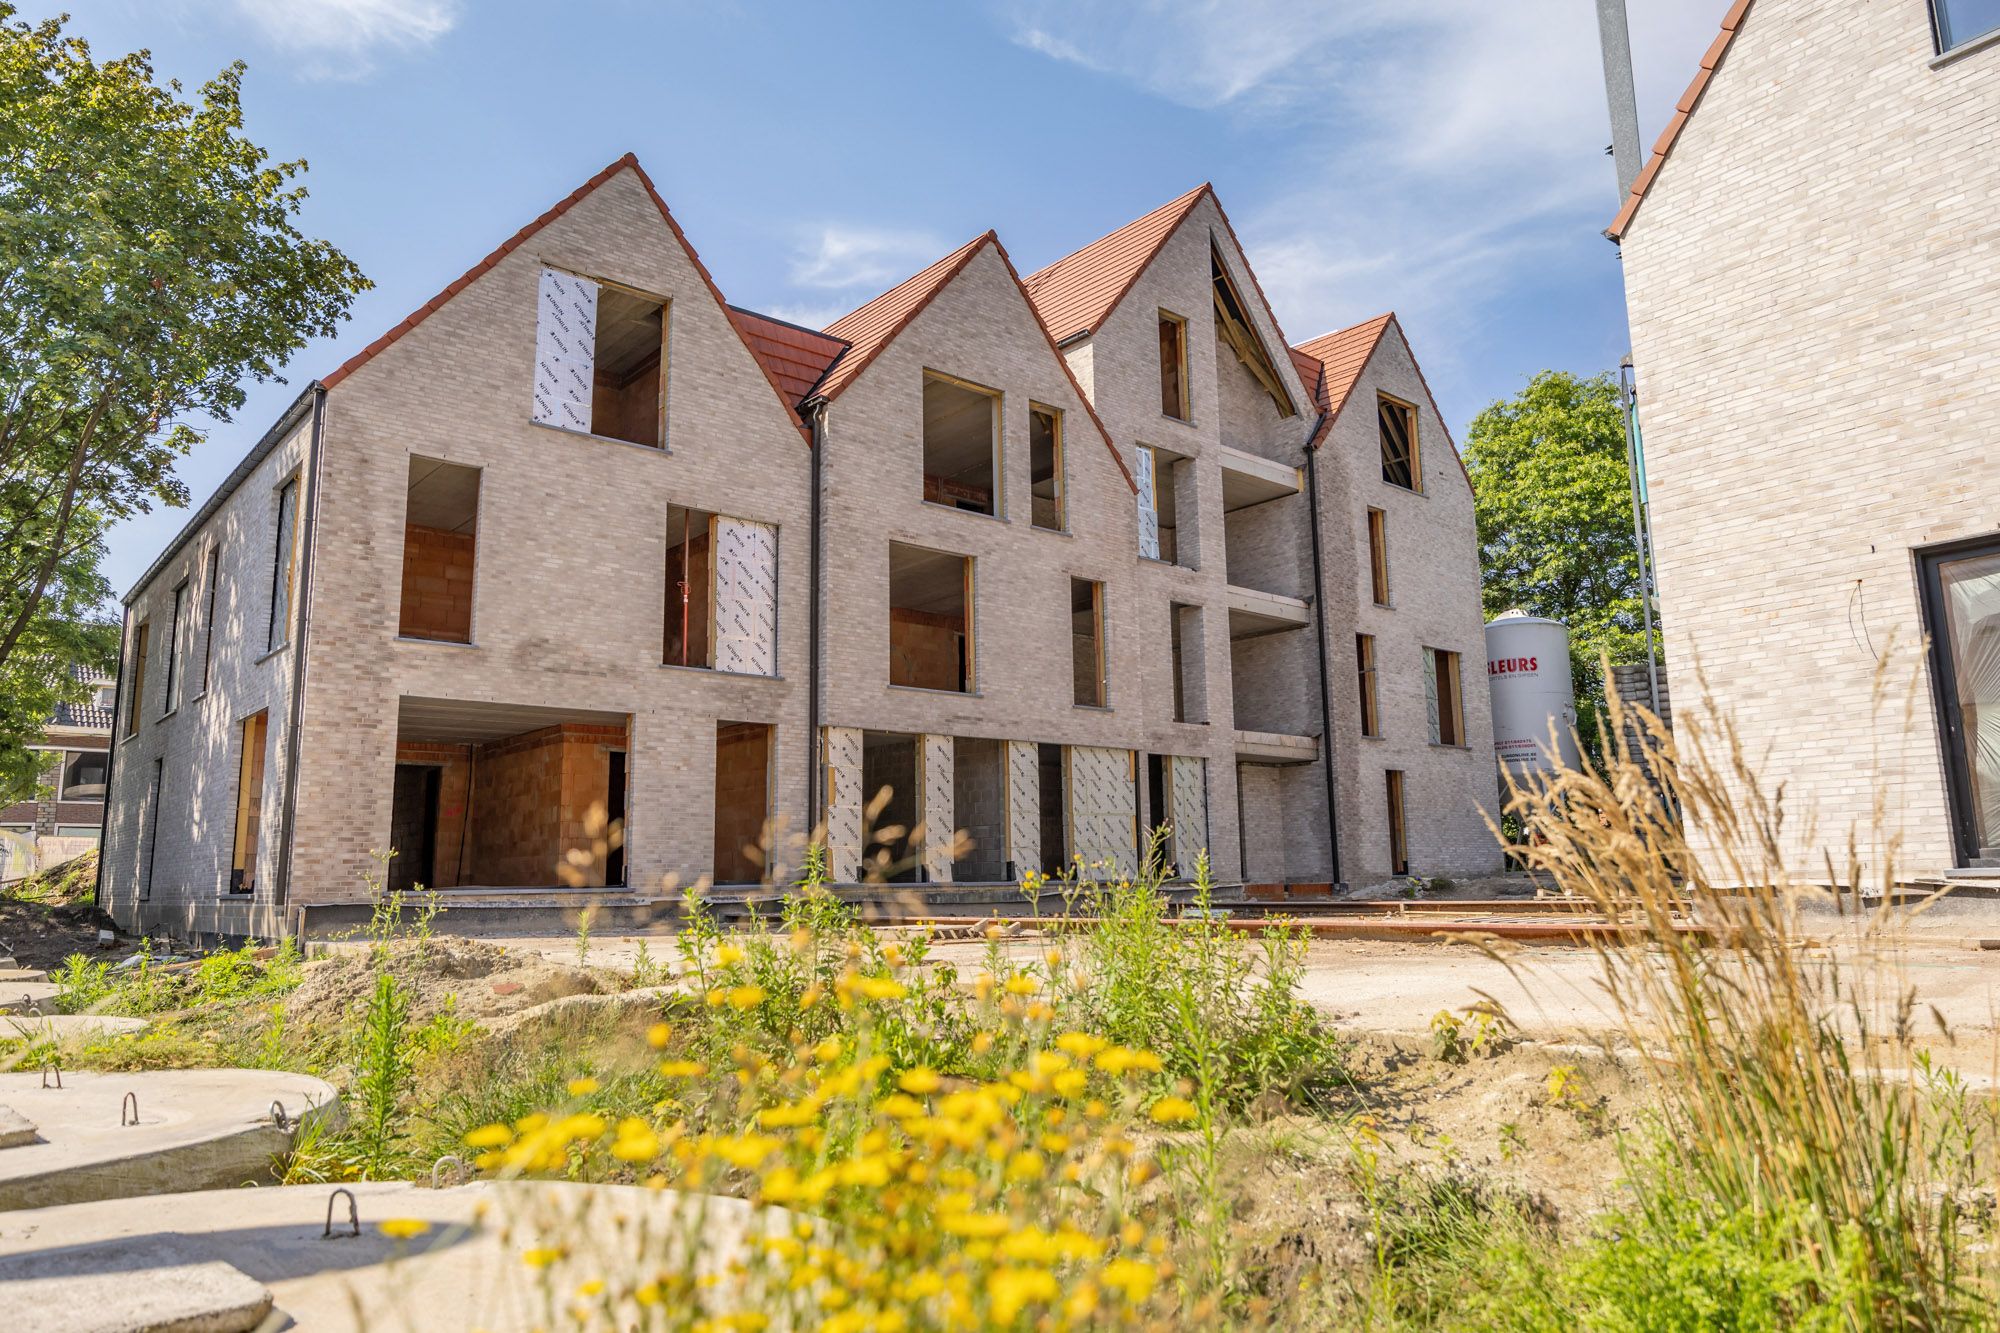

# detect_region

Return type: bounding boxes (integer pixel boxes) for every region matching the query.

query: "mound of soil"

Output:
[285,938,616,1032]
[0,897,121,970]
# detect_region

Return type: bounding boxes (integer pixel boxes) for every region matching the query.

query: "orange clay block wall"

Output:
[399,525,475,642]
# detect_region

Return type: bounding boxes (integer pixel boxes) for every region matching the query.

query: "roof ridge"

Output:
[1607,0,1753,241]
[1019,184,1214,343]
[812,232,996,401]
[1022,183,1209,290]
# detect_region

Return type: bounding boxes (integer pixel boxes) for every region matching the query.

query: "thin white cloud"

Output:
[998,0,1722,397]
[789,225,949,291]
[755,302,854,334]
[226,0,460,76]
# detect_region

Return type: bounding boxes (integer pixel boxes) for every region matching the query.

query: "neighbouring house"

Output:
[1611,0,2000,875]
[1,663,115,882]
[100,156,1497,939]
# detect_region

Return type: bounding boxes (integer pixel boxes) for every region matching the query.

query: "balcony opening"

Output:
[593,284,665,447]
[400,457,480,644]
[890,542,973,693]
[922,371,999,515]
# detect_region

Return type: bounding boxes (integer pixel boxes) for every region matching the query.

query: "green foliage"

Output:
[351,968,412,1178]
[0,620,115,804]
[51,951,110,1012]
[0,6,368,706]
[1464,370,1646,757]
[6,845,101,903]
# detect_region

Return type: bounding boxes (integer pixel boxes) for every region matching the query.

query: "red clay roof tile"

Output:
[1291,313,1471,488]
[1022,184,1211,342]
[727,306,847,406]
[1608,0,1754,241]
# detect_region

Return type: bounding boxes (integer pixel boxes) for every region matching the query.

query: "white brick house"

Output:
[101,156,1498,939]
[1612,0,2000,875]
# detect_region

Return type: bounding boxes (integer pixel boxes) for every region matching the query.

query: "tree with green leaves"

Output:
[0,8,369,674]
[1463,370,1650,756]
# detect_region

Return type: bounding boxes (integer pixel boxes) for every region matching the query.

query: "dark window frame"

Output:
[1931,0,2000,53]
[1916,533,2000,865]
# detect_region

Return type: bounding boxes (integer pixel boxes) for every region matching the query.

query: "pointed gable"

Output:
[815,233,995,403]
[1023,184,1210,343]
[1293,313,1469,487]
[321,153,810,438]
[1608,0,1754,241]
[816,234,1135,492]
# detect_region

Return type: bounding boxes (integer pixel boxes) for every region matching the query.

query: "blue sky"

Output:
[61,0,1723,599]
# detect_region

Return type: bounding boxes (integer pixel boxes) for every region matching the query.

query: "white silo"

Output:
[1484,611,1581,779]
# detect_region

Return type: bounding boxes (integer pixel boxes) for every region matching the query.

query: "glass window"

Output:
[268,478,298,650]
[1930,545,2000,860]
[1380,395,1419,491]
[1935,0,2000,50]
[60,750,108,800]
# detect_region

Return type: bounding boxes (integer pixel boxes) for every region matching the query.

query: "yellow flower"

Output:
[709,1133,782,1169]
[940,1211,1011,1239]
[897,1067,942,1095]
[727,985,767,1010]
[566,1077,600,1096]
[1005,1148,1047,1182]
[659,1059,707,1078]
[575,1279,605,1298]
[988,1266,1060,1324]
[379,1217,431,1241]
[1055,1031,1108,1060]
[971,1031,995,1054]
[1051,1069,1089,1099]
[463,1123,513,1149]
[1102,1257,1160,1304]
[855,976,908,1002]
[522,1246,566,1268]
[813,1035,843,1063]
[1003,974,1040,996]
[715,944,747,966]
[646,1022,672,1049]
[1149,1096,1198,1124]
[611,1131,660,1161]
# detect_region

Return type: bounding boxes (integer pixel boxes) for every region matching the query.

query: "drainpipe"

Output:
[94,608,133,912]
[1303,427,1344,886]
[273,383,328,933]
[804,400,827,839]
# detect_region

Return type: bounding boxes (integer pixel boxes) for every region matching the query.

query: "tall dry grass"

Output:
[1497,655,1995,1327]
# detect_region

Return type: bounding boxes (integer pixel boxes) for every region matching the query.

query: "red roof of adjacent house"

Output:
[1607,0,1754,241]
[727,307,848,405]
[816,233,995,402]
[321,153,811,438]
[812,233,1135,492]
[1022,184,1211,342]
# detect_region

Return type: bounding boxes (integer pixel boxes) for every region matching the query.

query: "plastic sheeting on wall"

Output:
[1169,755,1208,874]
[533,268,596,434]
[820,727,864,882]
[712,518,778,676]
[1068,745,1135,874]
[921,734,954,883]
[1005,740,1040,877]
[1134,447,1160,561]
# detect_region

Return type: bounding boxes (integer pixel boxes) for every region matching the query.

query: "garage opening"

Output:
[1037,742,1065,874]
[862,731,921,883]
[393,697,629,889]
[922,371,999,515]
[593,284,666,448]
[399,457,479,644]
[714,721,772,885]
[953,736,1006,882]
[889,542,972,693]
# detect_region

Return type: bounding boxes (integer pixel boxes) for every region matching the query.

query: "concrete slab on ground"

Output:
[0,1236,273,1333]
[0,969,48,985]
[0,982,60,1014]
[0,1069,339,1210]
[0,1180,785,1332]
[2,1013,148,1042]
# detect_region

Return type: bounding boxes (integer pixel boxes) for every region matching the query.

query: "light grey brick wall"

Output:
[102,419,313,938]
[1619,0,2000,876]
[293,167,816,905]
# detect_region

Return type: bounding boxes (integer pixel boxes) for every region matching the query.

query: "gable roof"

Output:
[321,153,811,438]
[1607,0,1754,241]
[816,233,1135,492]
[1291,313,1471,488]
[728,306,848,405]
[1022,184,1210,342]
[816,233,994,402]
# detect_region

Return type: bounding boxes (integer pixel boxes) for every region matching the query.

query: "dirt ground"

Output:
[284,938,622,1032]
[0,897,119,970]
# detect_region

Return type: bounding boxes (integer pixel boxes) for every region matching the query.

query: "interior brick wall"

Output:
[713,721,771,883]
[398,525,475,642]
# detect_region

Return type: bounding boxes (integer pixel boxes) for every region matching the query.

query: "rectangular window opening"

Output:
[140,758,163,900]
[231,710,270,893]
[1029,403,1065,531]
[199,546,220,694]
[715,721,774,885]
[1072,578,1105,708]
[1358,634,1379,738]
[666,504,782,676]
[399,457,480,644]
[922,372,1000,516]
[1379,395,1419,491]
[268,477,298,651]
[1170,602,1205,724]
[1368,508,1390,606]
[1158,311,1189,420]
[889,542,973,693]
[125,622,149,737]
[1934,0,2000,51]
[163,580,187,713]
[1386,769,1408,876]
[1037,742,1066,872]
[862,730,922,883]
[533,268,666,447]
[1425,647,1464,746]
[60,749,108,800]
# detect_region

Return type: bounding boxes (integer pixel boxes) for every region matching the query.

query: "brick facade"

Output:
[100,160,1501,936]
[1617,0,2000,876]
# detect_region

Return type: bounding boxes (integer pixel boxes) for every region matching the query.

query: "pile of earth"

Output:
[0,852,121,968]
[284,937,620,1031]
